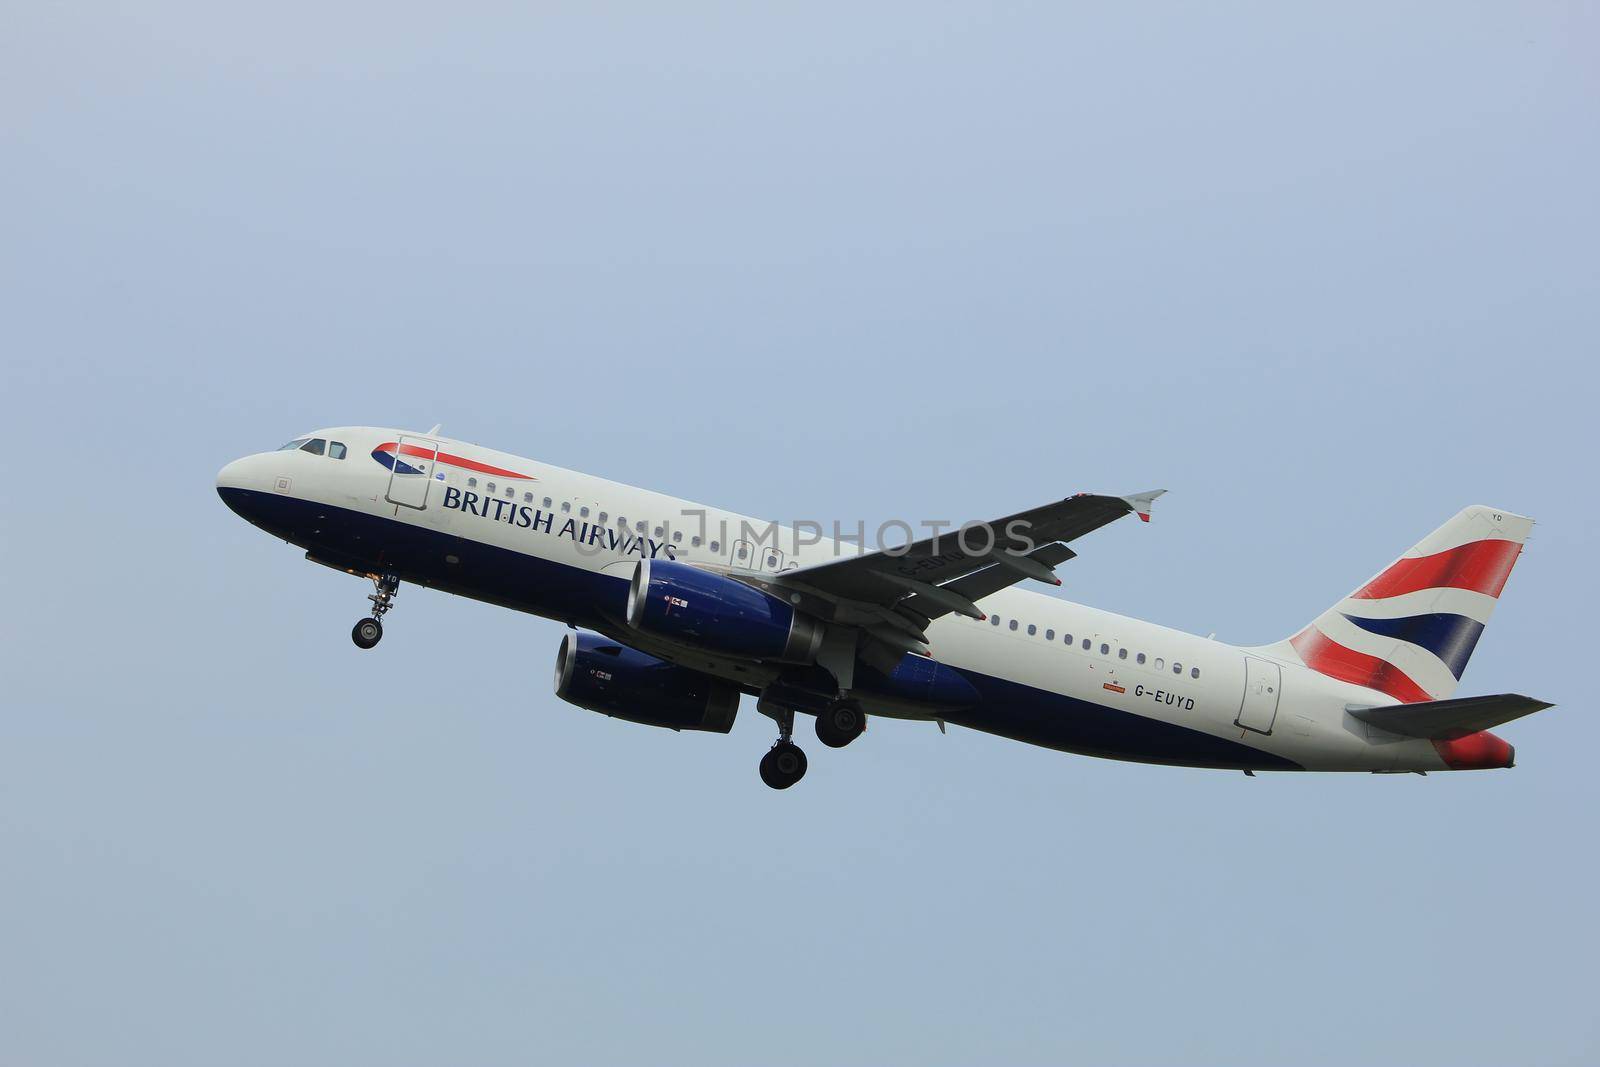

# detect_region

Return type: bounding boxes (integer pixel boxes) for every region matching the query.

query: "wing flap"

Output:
[898,544,1078,622]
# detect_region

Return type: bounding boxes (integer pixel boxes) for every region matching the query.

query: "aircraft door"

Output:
[384,436,439,510]
[1235,656,1282,734]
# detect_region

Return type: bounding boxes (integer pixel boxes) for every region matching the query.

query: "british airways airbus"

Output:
[217,427,1553,788]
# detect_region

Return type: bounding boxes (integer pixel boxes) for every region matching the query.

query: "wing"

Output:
[779,489,1165,613]
[767,489,1164,675]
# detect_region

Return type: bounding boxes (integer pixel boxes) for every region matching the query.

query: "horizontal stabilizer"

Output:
[1348,693,1553,740]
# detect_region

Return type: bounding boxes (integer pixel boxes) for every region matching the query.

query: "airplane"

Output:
[216,426,1553,788]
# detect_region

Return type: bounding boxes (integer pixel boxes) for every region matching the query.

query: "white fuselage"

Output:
[217,426,1457,773]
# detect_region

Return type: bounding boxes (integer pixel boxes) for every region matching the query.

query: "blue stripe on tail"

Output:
[1340,612,1485,679]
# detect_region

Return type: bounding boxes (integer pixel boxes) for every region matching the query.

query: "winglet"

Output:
[1121,489,1167,523]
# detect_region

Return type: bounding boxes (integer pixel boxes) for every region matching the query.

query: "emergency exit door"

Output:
[1235,656,1282,734]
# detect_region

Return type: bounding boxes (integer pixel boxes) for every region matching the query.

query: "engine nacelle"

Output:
[627,559,823,663]
[553,631,740,733]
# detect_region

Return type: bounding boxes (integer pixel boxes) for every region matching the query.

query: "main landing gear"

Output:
[756,699,868,789]
[815,700,865,749]
[758,706,808,790]
[351,573,399,650]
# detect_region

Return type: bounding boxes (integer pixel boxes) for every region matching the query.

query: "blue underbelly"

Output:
[220,487,1300,771]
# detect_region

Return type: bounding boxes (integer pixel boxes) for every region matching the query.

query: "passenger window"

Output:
[1100,643,1110,655]
[710,541,721,553]
[1027,624,1037,636]
[524,492,533,503]
[636,521,646,533]
[505,487,514,498]
[468,477,478,488]
[1081,639,1091,650]
[654,526,664,538]
[328,441,347,459]
[1154,658,1164,670]
[1191,667,1201,679]
[673,531,682,543]
[561,502,571,513]
[487,482,496,493]
[692,536,703,547]
[1045,629,1054,641]
[1173,662,1183,674]
[1063,634,1073,645]
[300,438,326,456]
[737,544,750,561]
[543,497,552,508]
[1118,648,1127,660]
[599,512,608,524]
[991,616,1001,627]
[580,507,590,517]
[1137,653,1146,665]
[1009,620,1019,631]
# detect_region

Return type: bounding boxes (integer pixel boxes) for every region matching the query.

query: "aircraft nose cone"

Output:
[217,459,251,521]
[216,455,269,524]
[216,457,248,491]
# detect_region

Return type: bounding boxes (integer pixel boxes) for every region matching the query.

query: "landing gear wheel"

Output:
[351,573,399,650]
[759,741,808,789]
[815,701,865,748]
[351,617,383,649]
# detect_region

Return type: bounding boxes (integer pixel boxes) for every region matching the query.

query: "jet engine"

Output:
[626,559,823,663]
[553,630,740,732]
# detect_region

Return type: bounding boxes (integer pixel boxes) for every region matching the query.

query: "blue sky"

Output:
[3,4,1597,1064]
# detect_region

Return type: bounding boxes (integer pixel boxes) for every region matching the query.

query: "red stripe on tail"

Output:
[1289,627,1432,703]
[1352,539,1522,601]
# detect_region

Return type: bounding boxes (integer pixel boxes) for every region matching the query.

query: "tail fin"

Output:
[1269,506,1533,702]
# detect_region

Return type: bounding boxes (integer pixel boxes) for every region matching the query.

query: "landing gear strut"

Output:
[351,573,399,650]
[759,705,808,790]
[815,700,865,748]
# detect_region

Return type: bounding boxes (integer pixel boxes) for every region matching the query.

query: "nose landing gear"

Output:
[351,617,383,648]
[351,573,399,649]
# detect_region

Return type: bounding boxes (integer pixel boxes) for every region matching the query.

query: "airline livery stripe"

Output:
[376,442,535,480]
[1339,612,1485,680]
[1432,732,1515,770]
[1290,627,1433,703]
[1351,539,1521,601]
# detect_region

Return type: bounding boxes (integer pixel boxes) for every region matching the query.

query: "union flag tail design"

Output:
[1279,506,1533,703]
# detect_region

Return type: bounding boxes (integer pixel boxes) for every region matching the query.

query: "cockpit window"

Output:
[277,438,310,451]
[300,438,326,456]
[328,442,347,459]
